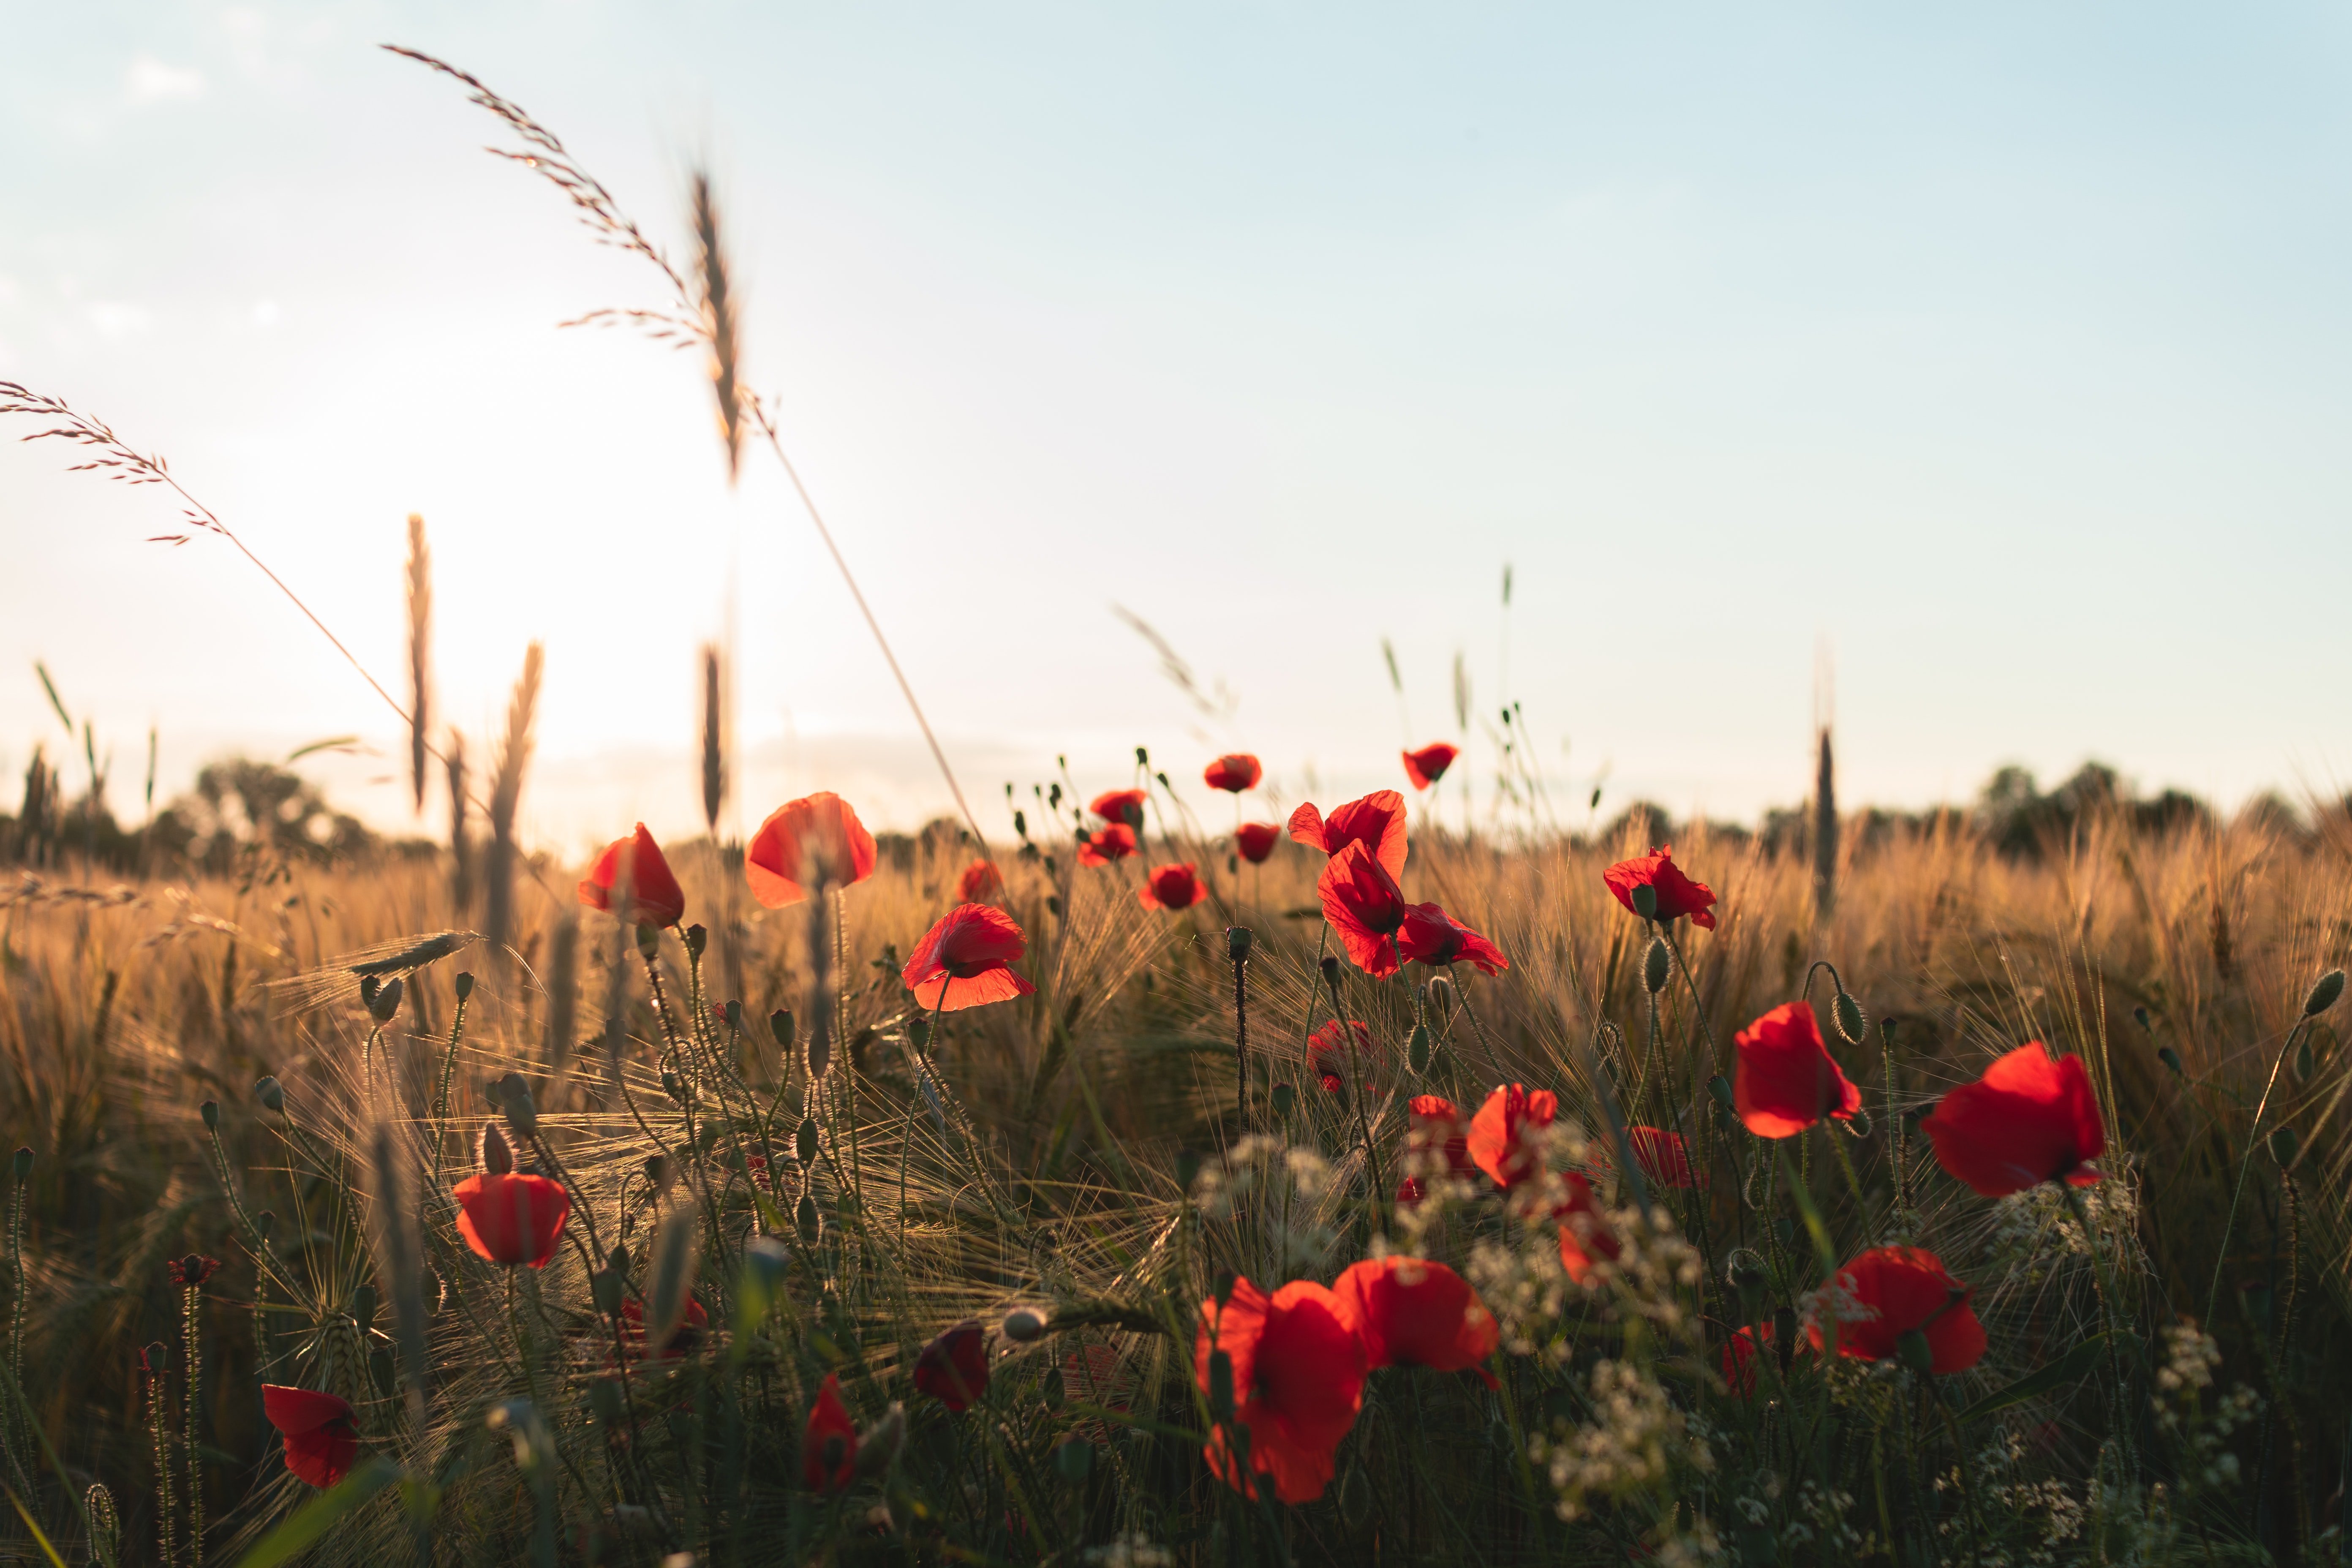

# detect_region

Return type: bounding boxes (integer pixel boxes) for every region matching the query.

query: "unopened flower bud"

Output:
[796,1193,822,1246]
[1833,991,1867,1046]
[1319,955,1339,983]
[1002,1307,1046,1343]
[1630,883,1658,920]
[1227,926,1253,962]
[479,1121,515,1175]
[359,975,380,1007]
[10,1148,30,1182]
[2270,1127,2300,1168]
[200,1101,219,1132]
[367,976,403,1025]
[770,1009,795,1051]
[684,923,708,958]
[1895,1328,1935,1376]
[1270,1082,1296,1119]
[254,1075,283,1113]
[2157,1046,2183,1076]
[1053,1435,1094,1484]
[723,999,743,1034]
[454,971,474,1000]
[496,1072,538,1137]
[1407,1024,1432,1076]
[1643,937,1670,995]
[2304,969,2344,1018]
[635,924,661,962]
[807,1029,833,1083]
[907,1017,930,1052]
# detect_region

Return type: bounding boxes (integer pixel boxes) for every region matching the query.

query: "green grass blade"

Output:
[231,1459,403,1568]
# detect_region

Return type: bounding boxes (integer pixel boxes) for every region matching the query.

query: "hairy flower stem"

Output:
[2060,1179,2138,1478]
[899,984,950,1248]
[1232,943,1250,1134]
[181,1282,203,1560]
[1327,963,1387,1234]
[429,983,474,1189]
[5,1164,24,1462]
[2206,1016,2309,1326]
[144,1356,176,1568]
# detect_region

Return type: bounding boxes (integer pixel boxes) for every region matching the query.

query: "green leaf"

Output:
[1959,1334,2134,1424]
[285,735,361,763]
[32,662,71,735]
[231,1458,402,1567]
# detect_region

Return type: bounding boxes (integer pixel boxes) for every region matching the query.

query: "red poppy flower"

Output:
[1919,1043,2106,1196]
[1319,1072,1346,1097]
[902,903,1036,1011]
[1722,1323,1781,1398]
[802,1372,858,1492]
[1195,1277,1367,1505]
[1808,1246,1986,1375]
[956,860,1005,904]
[1602,846,1718,930]
[1204,754,1263,793]
[1307,1018,1376,1079]
[1402,743,1459,791]
[1396,1094,1477,1203]
[746,792,878,908]
[1554,1173,1621,1285]
[1089,789,1147,829]
[1139,863,1203,911]
[1467,1083,1559,1190]
[617,1295,710,1366]
[1627,1127,1703,1190]
[453,1171,571,1268]
[1062,1342,1134,1444]
[1235,822,1281,864]
[1077,822,1137,867]
[1733,1003,1862,1139]
[1318,841,1409,977]
[263,1385,358,1489]
[914,1320,990,1413]
[1334,1256,1500,1388]
[579,823,687,928]
[1396,903,1509,975]
[1287,791,1407,878]
[169,1255,221,1288]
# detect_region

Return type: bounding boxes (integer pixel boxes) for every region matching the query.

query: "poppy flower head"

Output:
[956,860,1005,904]
[617,1295,710,1366]
[1195,1276,1368,1505]
[1307,1018,1376,1076]
[1076,822,1137,867]
[1626,1127,1703,1190]
[1919,1043,2107,1196]
[1286,791,1408,878]
[1335,1256,1500,1388]
[263,1385,359,1489]
[1399,1094,1478,1196]
[1317,841,1409,978]
[1235,822,1282,864]
[1204,754,1263,793]
[1723,1323,1785,1398]
[1467,1083,1560,1190]
[1319,1072,1346,1098]
[1402,743,1460,791]
[1554,1173,1621,1285]
[902,903,1036,1011]
[453,1170,572,1268]
[1733,1002,1863,1139]
[169,1255,221,1288]
[914,1320,991,1413]
[579,824,687,928]
[746,792,878,908]
[1396,902,1509,975]
[1089,789,1148,829]
[802,1372,858,1492]
[1138,862,1203,911]
[1808,1246,1987,1375]
[1602,846,1718,930]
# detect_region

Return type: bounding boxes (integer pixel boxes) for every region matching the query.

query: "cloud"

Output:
[87,302,153,338]
[125,56,205,104]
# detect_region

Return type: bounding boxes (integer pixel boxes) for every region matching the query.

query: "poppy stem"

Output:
[1328,964,1387,1235]
[1446,964,1503,1085]
[181,1281,203,1560]
[2205,1017,2308,1328]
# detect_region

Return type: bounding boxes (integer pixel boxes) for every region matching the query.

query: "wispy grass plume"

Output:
[483,642,541,962]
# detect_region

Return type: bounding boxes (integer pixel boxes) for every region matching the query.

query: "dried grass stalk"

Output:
[700,643,725,835]
[690,171,743,483]
[1813,726,1838,917]
[406,514,432,815]
[446,730,472,912]
[484,643,542,961]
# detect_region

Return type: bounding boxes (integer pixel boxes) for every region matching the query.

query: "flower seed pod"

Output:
[479,1121,515,1175]
[634,923,662,962]
[1002,1307,1045,1343]
[367,976,403,1025]
[795,1117,821,1165]
[1833,991,1867,1046]
[10,1148,31,1183]
[1629,883,1658,920]
[454,971,474,1001]
[2304,969,2344,1018]
[1643,937,1670,995]
[254,1076,284,1113]
[770,1009,795,1051]
[496,1072,538,1138]
[1407,1024,1432,1076]
[684,923,708,959]
[1053,1435,1094,1484]
[2270,1127,2300,1168]
[1226,926,1253,962]
[200,1100,218,1132]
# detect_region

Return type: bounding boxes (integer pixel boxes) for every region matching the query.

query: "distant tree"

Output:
[150,758,376,877]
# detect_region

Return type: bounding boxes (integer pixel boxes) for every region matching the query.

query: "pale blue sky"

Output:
[5,3,2349,847]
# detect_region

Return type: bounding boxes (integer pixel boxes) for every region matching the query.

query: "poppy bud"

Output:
[254,1075,283,1112]
[351,1284,378,1335]
[360,975,380,1007]
[796,1119,820,1165]
[1207,1349,1234,1420]
[1174,1149,1203,1193]
[2296,1037,2314,1081]
[1003,1307,1046,1343]
[684,924,708,959]
[1341,1467,1372,1528]
[1013,808,1028,838]
[1728,1255,1767,1315]
[1053,1436,1094,1484]
[723,999,743,1034]
[1135,746,1149,767]
[808,1029,833,1083]
[855,1405,907,1479]
[796,1194,822,1246]
[1707,1074,1737,1113]
[591,1266,624,1317]
[1271,1082,1296,1119]
[634,924,661,962]
[1319,954,1339,983]
[369,1348,396,1396]
[2157,1046,2184,1076]
[454,971,474,1001]
[1428,976,1455,1011]
[644,1154,675,1192]
[367,977,403,1025]
[1629,884,1658,920]
[1227,927,1252,962]
[1895,1328,1934,1376]
[479,1122,515,1175]
[907,1017,930,1052]
[256,1210,275,1244]
[1833,991,1867,1046]
[2133,1005,2152,1032]
[497,1073,538,1137]
[661,1071,685,1103]
[1843,1107,1873,1138]
[2270,1127,2299,1167]
[771,1010,795,1051]
[589,1377,627,1424]
[1772,1306,1797,1372]
[9,1149,30,1183]
[194,1100,217,1135]
[1408,1024,1432,1076]
[2305,969,2344,1018]
[1643,938,1670,995]
[1042,1365,1066,1410]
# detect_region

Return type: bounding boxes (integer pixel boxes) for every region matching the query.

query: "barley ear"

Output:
[700,643,725,834]
[691,169,743,483]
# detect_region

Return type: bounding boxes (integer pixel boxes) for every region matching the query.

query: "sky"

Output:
[5,2,2351,855]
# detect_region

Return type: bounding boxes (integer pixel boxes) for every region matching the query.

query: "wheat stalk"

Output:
[484,644,543,963]
[406,514,433,815]
[700,642,725,835]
